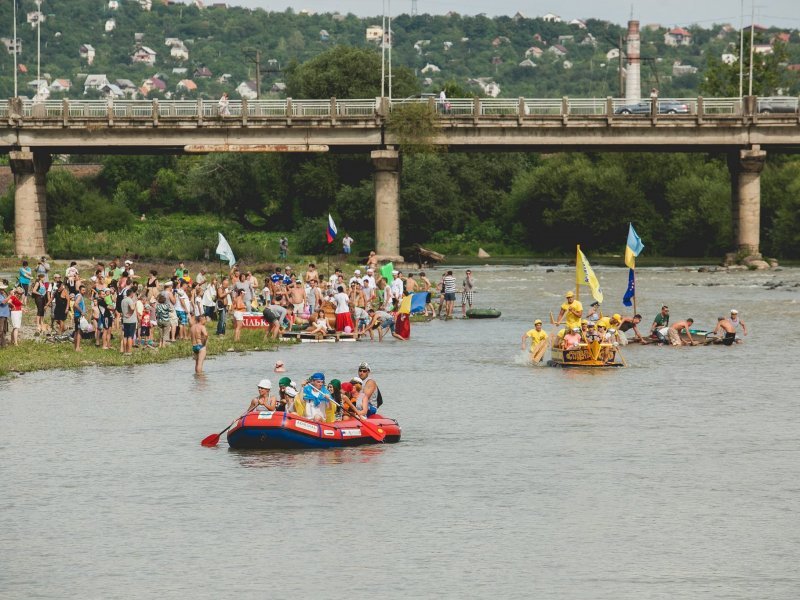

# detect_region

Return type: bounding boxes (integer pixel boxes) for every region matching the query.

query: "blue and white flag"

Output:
[622,268,636,307]
[216,232,236,267]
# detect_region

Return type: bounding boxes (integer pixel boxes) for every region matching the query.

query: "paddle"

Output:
[328,396,385,442]
[530,339,547,363]
[201,407,256,447]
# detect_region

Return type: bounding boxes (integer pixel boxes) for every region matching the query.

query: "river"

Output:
[2,265,799,599]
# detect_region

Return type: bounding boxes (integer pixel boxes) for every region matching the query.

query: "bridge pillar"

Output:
[10,150,51,257]
[729,147,766,257]
[372,149,403,262]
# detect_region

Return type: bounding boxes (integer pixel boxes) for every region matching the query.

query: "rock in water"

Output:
[477,247,491,258]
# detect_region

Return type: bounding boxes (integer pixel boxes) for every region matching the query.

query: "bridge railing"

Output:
[5,96,799,123]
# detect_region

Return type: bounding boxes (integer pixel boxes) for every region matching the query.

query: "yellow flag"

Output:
[398,294,412,315]
[577,248,604,303]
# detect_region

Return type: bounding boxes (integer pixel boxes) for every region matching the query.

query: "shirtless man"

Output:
[190,314,209,373]
[304,263,319,284]
[419,271,434,316]
[405,273,418,293]
[287,279,306,318]
[668,318,696,346]
[713,317,738,346]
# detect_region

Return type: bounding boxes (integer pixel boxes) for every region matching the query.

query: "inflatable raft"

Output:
[227,410,401,449]
[465,308,502,319]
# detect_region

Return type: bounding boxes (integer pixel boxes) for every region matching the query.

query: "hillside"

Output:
[1,0,799,100]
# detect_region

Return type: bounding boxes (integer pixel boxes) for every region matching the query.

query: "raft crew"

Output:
[249,379,277,412]
[650,305,670,343]
[668,318,696,346]
[521,319,548,361]
[556,291,583,330]
[618,314,645,343]
[728,309,747,338]
[713,317,738,345]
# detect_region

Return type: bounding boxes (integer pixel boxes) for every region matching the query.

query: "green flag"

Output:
[380,262,394,285]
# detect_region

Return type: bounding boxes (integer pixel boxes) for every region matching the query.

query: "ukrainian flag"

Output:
[625,223,644,269]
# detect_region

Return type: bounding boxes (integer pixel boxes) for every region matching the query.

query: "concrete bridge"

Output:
[3,95,799,260]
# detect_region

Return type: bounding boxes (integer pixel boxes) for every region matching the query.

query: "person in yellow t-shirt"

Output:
[556,291,583,330]
[522,319,548,349]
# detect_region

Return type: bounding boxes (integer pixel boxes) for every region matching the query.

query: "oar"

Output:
[201,408,255,447]
[530,339,547,363]
[614,344,628,367]
[329,396,385,442]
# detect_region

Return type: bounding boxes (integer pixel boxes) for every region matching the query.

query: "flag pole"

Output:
[632,268,637,315]
[575,244,580,301]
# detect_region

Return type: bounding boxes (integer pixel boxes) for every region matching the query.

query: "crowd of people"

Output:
[521,290,749,360]
[246,361,382,423]
[0,254,479,370]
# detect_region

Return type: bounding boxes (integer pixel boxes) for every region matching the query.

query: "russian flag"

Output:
[326,214,337,244]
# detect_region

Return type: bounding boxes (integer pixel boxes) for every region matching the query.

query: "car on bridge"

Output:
[614,101,691,115]
[756,97,798,114]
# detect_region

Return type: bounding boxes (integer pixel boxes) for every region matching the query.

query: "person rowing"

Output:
[248,379,277,412]
[521,319,548,362]
[556,290,582,330]
[618,314,645,344]
[302,372,332,422]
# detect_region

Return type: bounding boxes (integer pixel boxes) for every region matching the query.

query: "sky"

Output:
[217,0,800,28]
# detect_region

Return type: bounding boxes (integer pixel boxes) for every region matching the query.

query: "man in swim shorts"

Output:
[190,315,208,373]
[713,317,738,346]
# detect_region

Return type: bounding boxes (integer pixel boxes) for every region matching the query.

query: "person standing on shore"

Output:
[342,232,354,256]
[18,261,32,301]
[0,282,10,348]
[120,288,138,355]
[461,270,474,317]
[73,285,87,352]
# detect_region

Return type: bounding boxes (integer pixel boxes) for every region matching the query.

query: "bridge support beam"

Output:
[10,150,51,258]
[728,147,766,258]
[372,149,403,262]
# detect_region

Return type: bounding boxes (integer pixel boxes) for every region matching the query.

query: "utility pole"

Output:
[748,1,756,96]
[243,49,262,98]
[739,0,744,97]
[618,35,624,97]
[13,0,18,97]
[36,0,42,90]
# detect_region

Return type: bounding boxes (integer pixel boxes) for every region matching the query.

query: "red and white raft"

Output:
[227,411,401,449]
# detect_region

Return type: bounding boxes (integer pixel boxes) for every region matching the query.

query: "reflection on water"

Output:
[2,265,800,599]
[230,445,387,468]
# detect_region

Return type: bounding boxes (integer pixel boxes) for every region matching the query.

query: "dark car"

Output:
[756,97,798,114]
[614,101,691,115]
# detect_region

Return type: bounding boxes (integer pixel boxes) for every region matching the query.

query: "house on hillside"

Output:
[105,19,116,32]
[194,66,212,78]
[421,63,441,73]
[271,82,286,93]
[172,67,188,75]
[569,19,587,29]
[141,76,166,95]
[366,25,383,42]
[721,53,737,65]
[525,47,543,58]
[80,44,96,65]
[754,44,773,55]
[414,40,430,54]
[332,12,346,21]
[98,82,124,98]
[541,13,561,23]
[236,80,258,100]
[518,59,537,68]
[115,79,138,97]
[27,11,45,28]
[548,44,568,57]
[177,79,197,92]
[443,41,453,51]
[49,79,72,93]
[132,47,157,65]
[492,36,510,47]
[513,12,526,21]
[320,30,330,41]
[773,32,791,44]
[108,0,119,9]
[563,60,573,69]
[606,48,620,60]
[557,35,574,44]
[171,44,189,61]
[484,82,501,97]
[581,34,597,47]
[138,0,153,10]
[664,27,692,46]
[672,62,698,76]
[84,74,111,94]
[1,37,22,55]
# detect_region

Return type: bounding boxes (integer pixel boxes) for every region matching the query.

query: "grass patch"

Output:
[0,324,283,378]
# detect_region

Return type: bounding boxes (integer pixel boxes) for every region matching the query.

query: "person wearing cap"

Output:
[124,260,135,279]
[522,319,548,362]
[274,360,286,373]
[728,309,747,337]
[276,376,293,411]
[348,269,362,287]
[563,327,582,349]
[585,321,602,343]
[303,372,332,422]
[585,301,601,324]
[354,362,382,417]
[249,379,277,412]
[650,305,670,343]
[284,385,300,414]
[556,291,583,331]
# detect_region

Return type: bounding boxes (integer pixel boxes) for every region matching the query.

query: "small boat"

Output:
[227,410,402,449]
[548,340,624,368]
[465,308,502,319]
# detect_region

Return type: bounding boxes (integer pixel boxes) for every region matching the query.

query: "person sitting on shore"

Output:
[713,317,738,346]
[248,379,276,412]
[668,318,696,346]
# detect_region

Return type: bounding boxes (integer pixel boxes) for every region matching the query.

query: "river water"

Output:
[2,265,799,599]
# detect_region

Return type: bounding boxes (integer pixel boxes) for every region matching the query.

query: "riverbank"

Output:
[0,324,281,378]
